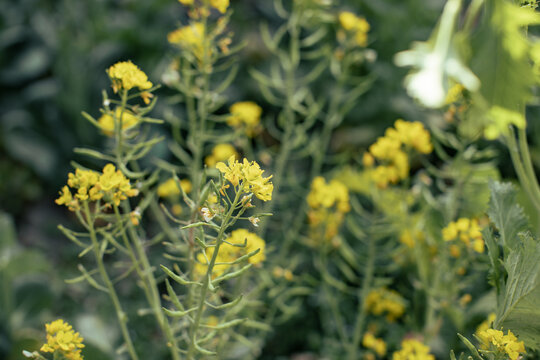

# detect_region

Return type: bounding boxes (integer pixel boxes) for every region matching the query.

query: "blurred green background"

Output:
[0,0,452,358]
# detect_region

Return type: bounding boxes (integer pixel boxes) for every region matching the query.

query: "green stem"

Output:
[83,202,139,360]
[119,203,182,360]
[347,232,376,360]
[506,129,540,213]
[187,188,243,359]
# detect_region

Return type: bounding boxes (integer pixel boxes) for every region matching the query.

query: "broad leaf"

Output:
[495,234,540,350]
[468,0,540,138]
[487,181,528,251]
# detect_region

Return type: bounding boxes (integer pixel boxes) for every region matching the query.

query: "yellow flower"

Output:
[96,164,139,206]
[58,164,138,209]
[338,11,370,47]
[227,101,262,136]
[107,61,152,92]
[241,158,274,201]
[363,332,387,357]
[366,288,406,322]
[157,178,192,198]
[168,23,206,60]
[477,328,526,360]
[178,0,193,5]
[392,338,434,360]
[215,156,273,201]
[98,108,139,136]
[442,218,484,253]
[194,229,266,277]
[210,0,229,13]
[216,155,244,187]
[205,143,238,167]
[40,319,84,360]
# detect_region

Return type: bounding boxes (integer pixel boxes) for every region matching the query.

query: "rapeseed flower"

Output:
[338,11,370,47]
[194,229,266,277]
[56,164,138,210]
[306,177,350,242]
[205,143,238,167]
[442,217,484,254]
[157,178,193,198]
[168,23,206,60]
[366,288,406,322]
[216,156,273,201]
[366,119,432,188]
[107,61,152,93]
[227,101,262,137]
[362,332,387,357]
[40,319,85,360]
[477,328,526,360]
[98,108,139,136]
[392,338,434,360]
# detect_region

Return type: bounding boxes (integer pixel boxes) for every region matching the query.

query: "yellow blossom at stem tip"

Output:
[40,319,85,360]
[107,61,152,93]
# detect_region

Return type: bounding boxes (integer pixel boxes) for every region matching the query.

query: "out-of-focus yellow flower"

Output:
[168,23,206,60]
[194,229,266,278]
[40,319,85,360]
[98,108,139,136]
[338,11,370,47]
[366,288,406,322]
[210,0,229,13]
[227,101,262,137]
[392,338,434,360]
[442,217,484,254]
[107,61,152,93]
[307,177,351,243]
[157,178,192,198]
[178,0,193,5]
[205,143,238,167]
[477,328,526,360]
[366,119,432,188]
[362,332,387,357]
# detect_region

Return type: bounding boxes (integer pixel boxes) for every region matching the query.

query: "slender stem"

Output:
[84,202,139,360]
[187,188,242,359]
[119,203,182,360]
[347,232,376,360]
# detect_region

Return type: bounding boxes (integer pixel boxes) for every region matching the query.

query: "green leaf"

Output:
[468,0,540,138]
[495,233,540,350]
[487,181,528,250]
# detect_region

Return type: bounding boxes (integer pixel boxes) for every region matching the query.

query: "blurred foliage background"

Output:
[6,0,530,358]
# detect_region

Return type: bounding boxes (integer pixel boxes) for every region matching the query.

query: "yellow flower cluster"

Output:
[98,108,139,136]
[442,217,484,255]
[168,23,206,60]
[365,288,406,322]
[362,332,387,357]
[56,164,139,211]
[216,156,273,201]
[338,11,370,47]
[107,61,152,93]
[227,101,263,137]
[205,143,238,167]
[365,119,432,188]
[399,228,424,248]
[40,319,85,360]
[195,229,265,277]
[157,178,193,198]
[392,339,435,360]
[306,177,350,242]
[477,329,526,360]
